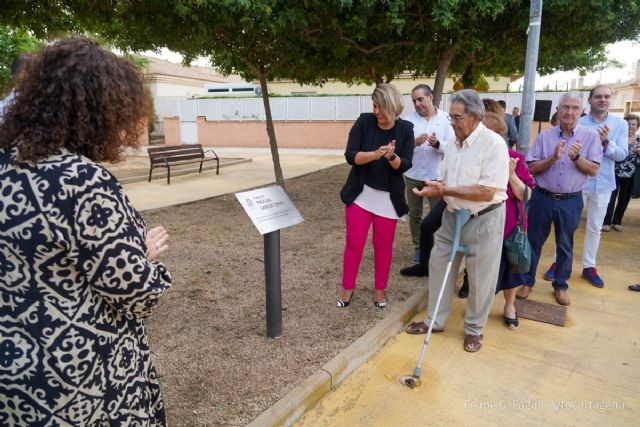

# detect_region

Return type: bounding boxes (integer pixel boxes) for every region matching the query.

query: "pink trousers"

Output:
[341,203,398,291]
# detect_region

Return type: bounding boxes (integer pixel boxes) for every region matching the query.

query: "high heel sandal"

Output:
[337,290,354,308]
[504,314,519,330]
[373,292,387,308]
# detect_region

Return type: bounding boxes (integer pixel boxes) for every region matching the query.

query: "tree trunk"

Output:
[432,47,455,108]
[258,73,285,189]
[461,64,476,89]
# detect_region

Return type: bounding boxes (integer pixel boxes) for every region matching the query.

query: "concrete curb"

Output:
[247,286,428,427]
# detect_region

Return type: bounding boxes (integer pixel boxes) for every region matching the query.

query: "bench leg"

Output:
[167,166,171,185]
[199,160,203,174]
[148,166,153,182]
[216,158,219,175]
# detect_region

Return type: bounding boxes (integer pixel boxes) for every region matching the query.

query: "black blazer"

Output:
[340,113,414,217]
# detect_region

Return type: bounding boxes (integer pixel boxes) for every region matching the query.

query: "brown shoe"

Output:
[553,289,571,306]
[405,321,444,335]
[463,334,483,352]
[516,285,532,299]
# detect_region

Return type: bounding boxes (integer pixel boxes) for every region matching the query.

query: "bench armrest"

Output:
[204,149,219,159]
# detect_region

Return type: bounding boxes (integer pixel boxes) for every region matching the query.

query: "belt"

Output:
[470,201,504,219]
[535,186,582,200]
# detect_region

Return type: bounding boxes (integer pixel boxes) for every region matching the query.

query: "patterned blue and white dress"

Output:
[0,147,171,426]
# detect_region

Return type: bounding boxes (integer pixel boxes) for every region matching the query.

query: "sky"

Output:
[144,40,640,90]
[511,40,640,91]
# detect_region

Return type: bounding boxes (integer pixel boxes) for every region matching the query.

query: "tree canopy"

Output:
[0,25,42,95]
[3,0,639,180]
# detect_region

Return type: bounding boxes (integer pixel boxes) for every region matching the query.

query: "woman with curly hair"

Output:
[0,37,171,425]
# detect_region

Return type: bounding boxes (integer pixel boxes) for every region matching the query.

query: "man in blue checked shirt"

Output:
[542,85,628,288]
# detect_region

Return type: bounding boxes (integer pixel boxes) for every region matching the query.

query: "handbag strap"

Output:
[514,186,529,225]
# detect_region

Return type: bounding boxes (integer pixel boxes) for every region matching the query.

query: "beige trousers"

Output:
[426,205,505,336]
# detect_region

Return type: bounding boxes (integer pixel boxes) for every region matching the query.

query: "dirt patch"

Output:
[124,163,422,426]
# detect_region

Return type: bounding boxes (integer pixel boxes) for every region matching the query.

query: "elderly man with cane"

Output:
[404,89,508,353]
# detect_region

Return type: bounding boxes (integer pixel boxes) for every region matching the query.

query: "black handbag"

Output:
[503,186,532,274]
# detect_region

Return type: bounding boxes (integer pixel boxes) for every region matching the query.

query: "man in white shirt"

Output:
[0,53,32,122]
[402,84,454,263]
[404,89,508,353]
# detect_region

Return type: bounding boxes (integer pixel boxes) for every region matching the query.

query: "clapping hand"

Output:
[413,180,444,197]
[509,157,519,176]
[568,140,582,160]
[553,140,565,160]
[384,140,396,159]
[598,124,610,143]
[426,132,438,148]
[416,133,428,147]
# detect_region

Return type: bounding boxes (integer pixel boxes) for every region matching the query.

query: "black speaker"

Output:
[533,100,553,122]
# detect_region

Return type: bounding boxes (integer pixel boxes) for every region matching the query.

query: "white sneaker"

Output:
[601,225,611,232]
[611,224,622,232]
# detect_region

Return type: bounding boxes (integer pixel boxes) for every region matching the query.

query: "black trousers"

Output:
[604,175,635,225]
[633,170,640,198]
[418,198,447,266]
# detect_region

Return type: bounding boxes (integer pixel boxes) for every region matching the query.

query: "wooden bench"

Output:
[147,144,219,184]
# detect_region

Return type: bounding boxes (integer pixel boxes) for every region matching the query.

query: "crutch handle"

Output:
[449,209,471,262]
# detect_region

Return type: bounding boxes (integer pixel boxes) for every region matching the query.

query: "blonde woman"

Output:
[338,83,414,308]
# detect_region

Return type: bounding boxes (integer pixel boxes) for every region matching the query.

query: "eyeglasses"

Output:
[448,113,470,122]
[559,105,582,112]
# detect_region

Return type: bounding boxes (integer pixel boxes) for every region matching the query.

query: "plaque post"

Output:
[264,229,282,338]
[235,185,303,339]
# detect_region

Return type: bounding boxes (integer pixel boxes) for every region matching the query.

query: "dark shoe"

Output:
[516,285,532,299]
[458,275,469,298]
[404,321,444,334]
[628,284,640,292]
[504,315,519,330]
[581,267,604,288]
[543,263,556,281]
[337,290,354,308]
[553,289,571,306]
[463,334,483,352]
[400,264,428,277]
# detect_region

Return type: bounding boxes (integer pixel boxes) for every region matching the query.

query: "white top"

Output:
[403,109,455,181]
[0,89,16,122]
[354,185,400,220]
[438,122,509,214]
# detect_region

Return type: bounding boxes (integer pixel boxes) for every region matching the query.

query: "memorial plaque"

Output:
[235,185,304,235]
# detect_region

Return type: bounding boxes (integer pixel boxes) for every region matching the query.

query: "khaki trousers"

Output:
[426,205,505,336]
[404,175,440,250]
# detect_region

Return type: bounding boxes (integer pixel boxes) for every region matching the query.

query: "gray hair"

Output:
[558,91,584,105]
[450,89,485,120]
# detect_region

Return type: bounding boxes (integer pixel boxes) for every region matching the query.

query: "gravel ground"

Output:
[116,163,423,426]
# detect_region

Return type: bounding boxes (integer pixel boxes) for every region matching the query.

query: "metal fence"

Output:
[148,122,165,145]
[163,91,586,124]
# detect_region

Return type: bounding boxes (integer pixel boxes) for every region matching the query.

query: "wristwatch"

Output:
[388,153,397,161]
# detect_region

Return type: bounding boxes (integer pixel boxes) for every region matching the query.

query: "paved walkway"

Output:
[123,148,344,211]
[121,149,639,426]
[294,202,640,426]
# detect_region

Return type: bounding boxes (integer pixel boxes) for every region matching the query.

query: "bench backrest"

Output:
[148,144,204,165]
